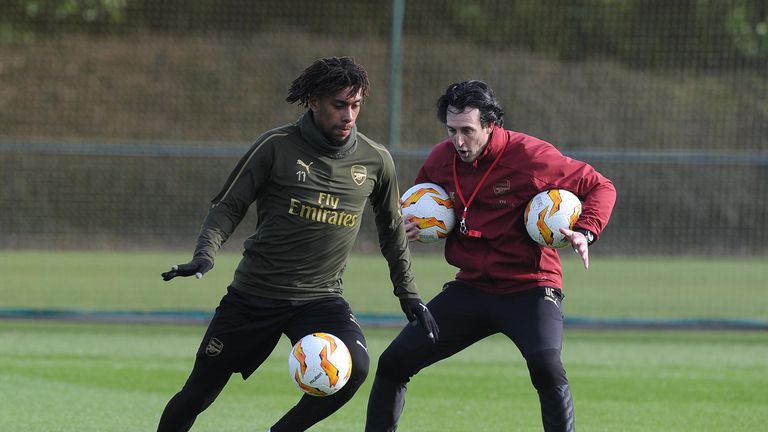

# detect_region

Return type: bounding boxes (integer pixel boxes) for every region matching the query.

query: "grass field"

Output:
[1,250,767,431]
[0,321,766,431]
[1,250,766,322]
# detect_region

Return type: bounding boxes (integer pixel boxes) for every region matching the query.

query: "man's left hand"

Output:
[403,214,421,243]
[400,298,439,342]
[560,228,589,270]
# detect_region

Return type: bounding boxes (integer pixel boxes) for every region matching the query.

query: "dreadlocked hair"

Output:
[286,56,370,107]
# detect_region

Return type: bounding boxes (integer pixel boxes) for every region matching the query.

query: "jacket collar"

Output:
[298,111,357,159]
[471,124,505,168]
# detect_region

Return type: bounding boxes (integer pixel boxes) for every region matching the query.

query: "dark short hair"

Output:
[286,56,370,107]
[436,80,504,127]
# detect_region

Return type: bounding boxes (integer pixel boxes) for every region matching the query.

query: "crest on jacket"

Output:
[351,165,367,186]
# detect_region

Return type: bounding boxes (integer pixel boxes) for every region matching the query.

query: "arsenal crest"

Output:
[351,165,367,186]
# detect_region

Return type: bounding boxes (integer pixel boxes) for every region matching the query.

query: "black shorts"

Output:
[195,286,368,379]
[379,282,565,379]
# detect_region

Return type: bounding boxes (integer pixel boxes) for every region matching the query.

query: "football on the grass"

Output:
[400,182,456,243]
[288,333,352,397]
[524,189,582,248]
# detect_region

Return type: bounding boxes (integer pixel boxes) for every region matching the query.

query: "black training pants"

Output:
[367,282,570,431]
[158,287,370,432]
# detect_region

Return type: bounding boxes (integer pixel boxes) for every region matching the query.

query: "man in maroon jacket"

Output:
[365,80,616,432]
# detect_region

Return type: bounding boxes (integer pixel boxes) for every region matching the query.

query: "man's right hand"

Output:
[161,257,213,281]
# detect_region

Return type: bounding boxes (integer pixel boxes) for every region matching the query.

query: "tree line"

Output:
[1,0,766,69]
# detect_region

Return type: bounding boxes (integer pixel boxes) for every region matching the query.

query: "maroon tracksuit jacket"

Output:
[415,126,617,293]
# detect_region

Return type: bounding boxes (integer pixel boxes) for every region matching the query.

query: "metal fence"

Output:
[1,0,766,255]
[2,142,766,255]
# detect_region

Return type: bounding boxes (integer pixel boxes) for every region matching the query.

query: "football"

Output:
[400,182,456,243]
[288,332,352,397]
[524,189,582,248]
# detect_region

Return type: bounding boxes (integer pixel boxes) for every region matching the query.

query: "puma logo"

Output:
[544,296,559,308]
[296,159,314,182]
[544,287,560,309]
[297,159,313,174]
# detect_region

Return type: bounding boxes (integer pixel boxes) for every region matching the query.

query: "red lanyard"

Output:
[452,146,504,238]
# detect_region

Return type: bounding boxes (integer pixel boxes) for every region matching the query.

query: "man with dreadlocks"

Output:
[157,57,438,432]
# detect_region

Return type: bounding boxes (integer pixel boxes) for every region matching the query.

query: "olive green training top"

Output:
[192,111,419,301]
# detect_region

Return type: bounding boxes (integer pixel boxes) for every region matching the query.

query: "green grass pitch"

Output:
[1,250,766,321]
[0,321,766,431]
[0,250,767,430]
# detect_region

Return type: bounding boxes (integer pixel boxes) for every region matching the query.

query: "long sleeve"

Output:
[368,141,419,299]
[193,136,275,263]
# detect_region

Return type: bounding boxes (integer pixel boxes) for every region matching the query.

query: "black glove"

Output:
[400,298,439,342]
[161,257,213,281]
